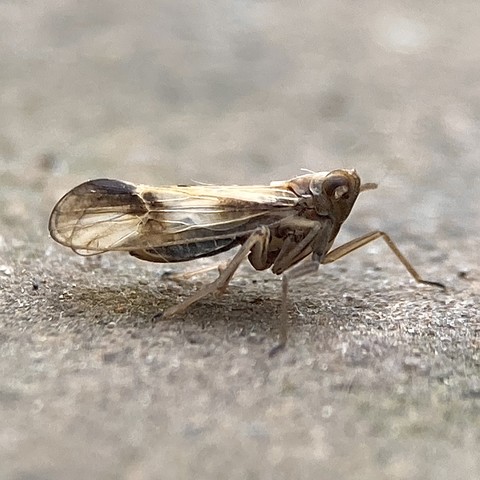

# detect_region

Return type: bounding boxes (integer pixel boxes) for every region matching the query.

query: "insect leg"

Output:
[272,225,321,274]
[161,226,271,318]
[269,259,321,356]
[162,262,228,282]
[322,231,445,289]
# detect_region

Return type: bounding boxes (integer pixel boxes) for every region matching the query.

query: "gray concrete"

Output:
[1,1,478,479]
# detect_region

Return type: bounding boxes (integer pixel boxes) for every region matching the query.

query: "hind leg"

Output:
[161,227,271,317]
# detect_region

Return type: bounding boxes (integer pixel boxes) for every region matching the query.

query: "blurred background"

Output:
[0,1,479,479]
[1,0,479,246]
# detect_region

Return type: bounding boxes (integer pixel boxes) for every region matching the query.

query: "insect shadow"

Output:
[51,279,287,343]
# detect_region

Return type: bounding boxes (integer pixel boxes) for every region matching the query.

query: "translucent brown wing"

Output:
[49,178,299,255]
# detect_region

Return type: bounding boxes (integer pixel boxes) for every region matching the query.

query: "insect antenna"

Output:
[360,182,378,192]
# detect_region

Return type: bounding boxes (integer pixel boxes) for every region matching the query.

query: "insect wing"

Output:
[49,179,147,254]
[49,178,299,255]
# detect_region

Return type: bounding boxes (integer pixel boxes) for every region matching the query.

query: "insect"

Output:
[49,169,444,353]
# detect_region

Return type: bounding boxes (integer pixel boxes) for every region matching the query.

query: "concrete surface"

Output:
[0,1,479,479]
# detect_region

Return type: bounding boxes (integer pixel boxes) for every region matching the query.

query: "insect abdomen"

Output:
[130,238,240,263]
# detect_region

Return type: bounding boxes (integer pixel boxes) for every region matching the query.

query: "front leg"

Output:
[161,226,271,318]
[322,231,445,289]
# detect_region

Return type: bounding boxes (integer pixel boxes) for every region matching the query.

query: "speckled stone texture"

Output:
[0,2,478,479]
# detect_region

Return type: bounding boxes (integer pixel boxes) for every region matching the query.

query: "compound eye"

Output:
[323,175,350,199]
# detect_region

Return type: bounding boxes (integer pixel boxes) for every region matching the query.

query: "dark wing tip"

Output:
[79,178,137,196]
[51,178,142,213]
[48,178,146,243]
